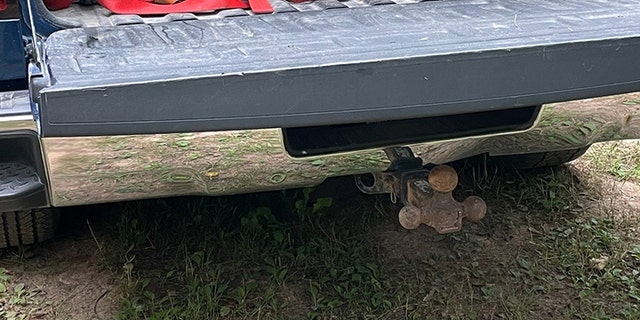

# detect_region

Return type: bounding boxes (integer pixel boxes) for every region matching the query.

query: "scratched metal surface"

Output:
[53,0,430,27]
[40,0,640,136]
[45,0,640,87]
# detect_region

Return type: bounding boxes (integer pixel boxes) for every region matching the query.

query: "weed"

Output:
[0,268,47,320]
[1,140,634,319]
[294,188,332,224]
[583,141,640,182]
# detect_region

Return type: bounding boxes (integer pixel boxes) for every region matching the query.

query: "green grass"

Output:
[0,267,48,320]
[582,141,640,182]
[2,141,639,319]
[100,154,640,319]
[109,189,397,319]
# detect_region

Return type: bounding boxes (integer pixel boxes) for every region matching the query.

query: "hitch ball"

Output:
[398,165,487,233]
[427,165,458,193]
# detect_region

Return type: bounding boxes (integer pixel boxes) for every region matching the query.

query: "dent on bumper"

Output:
[43,93,640,207]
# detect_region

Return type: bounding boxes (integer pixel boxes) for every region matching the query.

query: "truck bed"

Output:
[39,0,640,137]
[52,0,428,27]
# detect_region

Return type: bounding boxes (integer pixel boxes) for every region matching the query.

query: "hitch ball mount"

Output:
[355,147,486,234]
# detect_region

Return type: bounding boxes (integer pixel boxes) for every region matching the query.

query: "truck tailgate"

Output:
[39,0,640,137]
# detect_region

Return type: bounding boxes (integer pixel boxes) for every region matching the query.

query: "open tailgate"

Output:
[37,0,640,137]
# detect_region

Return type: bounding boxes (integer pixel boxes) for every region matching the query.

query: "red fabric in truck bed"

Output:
[97,0,273,15]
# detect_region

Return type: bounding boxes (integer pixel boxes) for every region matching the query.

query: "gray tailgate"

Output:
[40,0,640,136]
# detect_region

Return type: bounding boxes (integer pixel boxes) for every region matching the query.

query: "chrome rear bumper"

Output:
[40,93,640,207]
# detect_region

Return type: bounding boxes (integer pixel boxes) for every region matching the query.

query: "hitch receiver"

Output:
[356,147,486,234]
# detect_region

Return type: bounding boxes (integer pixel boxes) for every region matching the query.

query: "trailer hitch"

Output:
[355,147,486,234]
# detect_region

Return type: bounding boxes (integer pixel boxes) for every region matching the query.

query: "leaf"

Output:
[279,269,288,281]
[530,285,545,293]
[518,258,531,270]
[310,159,326,166]
[312,198,333,213]
[14,283,25,293]
[327,300,343,308]
[579,289,591,299]
[480,287,493,297]
[191,251,204,265]
[265,265,275,274]
[144,290,155,300]
[246,281,258,292]
[220,306,231,316]
[235,287,245,299]
[272,231,284,243]
[309,283,319,297]
[215,283,229,295]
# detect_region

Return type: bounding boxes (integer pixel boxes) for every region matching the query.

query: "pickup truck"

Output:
[1,0,639,247]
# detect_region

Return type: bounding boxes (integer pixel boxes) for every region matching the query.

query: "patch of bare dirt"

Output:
[278,284,311,319]
[375,224,455,260]
[572,159,640,221]
[1,212,118,320]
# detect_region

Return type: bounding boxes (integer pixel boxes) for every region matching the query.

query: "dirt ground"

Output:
[0,156,638,319]
[0,208,120,319]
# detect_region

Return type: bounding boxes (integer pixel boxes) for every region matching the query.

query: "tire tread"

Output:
[0,209,58,248]
[490,146,591,169]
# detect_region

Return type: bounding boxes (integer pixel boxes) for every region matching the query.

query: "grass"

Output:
[582,140,640,182]
[99,143,640,319]
[1,141,639,319]
[0,267,48,320]
[109,189,394,319]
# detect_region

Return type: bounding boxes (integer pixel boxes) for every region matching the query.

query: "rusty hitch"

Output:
[355,147,486,234]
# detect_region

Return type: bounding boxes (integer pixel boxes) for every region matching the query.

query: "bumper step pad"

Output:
[0,163,47,212]
[41,0,640,136]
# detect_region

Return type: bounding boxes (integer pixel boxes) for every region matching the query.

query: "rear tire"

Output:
[489,146,591,169]
[0,208,59,248]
